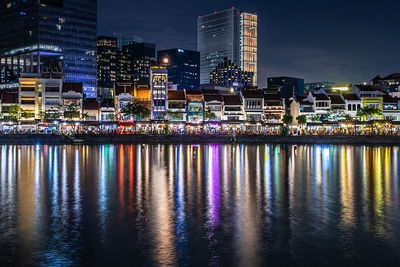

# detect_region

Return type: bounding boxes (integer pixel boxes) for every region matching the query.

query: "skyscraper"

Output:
[0,0,97,97]
[197,8,257,86]
[97,36,118,98]
[157,48,200,91]
[118,42,156,83]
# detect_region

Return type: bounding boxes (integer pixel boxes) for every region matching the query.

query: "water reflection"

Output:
[0,144,400,266]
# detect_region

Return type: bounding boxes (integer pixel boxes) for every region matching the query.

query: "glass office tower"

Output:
[157,48,200,91]
[197,7,257,86]
[0,0,97,97]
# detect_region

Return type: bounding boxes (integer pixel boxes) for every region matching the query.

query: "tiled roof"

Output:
[329,94,345,105]
[201,89,220,95]
[243,90,263,98]
[263,93,281,101]
[355,84,383,92]
[313,93,330,101]
[223,95,242,105]
[204,94,223,102]
[62,82,83,93]
[342,93,361,101]
[186,93,204,102]
[299,99,313,105]
[83,98,100,110]
[168,90,186,101]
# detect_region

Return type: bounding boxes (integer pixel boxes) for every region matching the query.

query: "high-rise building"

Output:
[97,36,118,98]
[0,0,97,97]
[157,48,200,91]
[268,76,305,99]
[118,42,156,83]
[197,8,257,86]
[210,57,253,88]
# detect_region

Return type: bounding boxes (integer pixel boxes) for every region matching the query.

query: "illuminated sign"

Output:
[332,86,349,92]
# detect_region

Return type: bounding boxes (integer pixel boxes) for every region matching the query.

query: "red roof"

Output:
[168,90,186,101]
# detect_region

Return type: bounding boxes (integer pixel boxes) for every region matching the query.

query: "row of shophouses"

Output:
[0,71,399,131]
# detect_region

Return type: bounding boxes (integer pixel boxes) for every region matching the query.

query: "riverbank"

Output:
[1,134,400,145]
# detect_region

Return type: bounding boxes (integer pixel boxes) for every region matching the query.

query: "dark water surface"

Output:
[0,144,400,266]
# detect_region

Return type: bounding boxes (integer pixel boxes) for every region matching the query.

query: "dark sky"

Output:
[98,0,400,86]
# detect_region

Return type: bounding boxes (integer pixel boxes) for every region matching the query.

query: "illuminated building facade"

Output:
[118,42,156,83]
[157,48,200,91]
[97,36,118,98]
[210,57,254,88]
[150,65,168,120]
[0,0,97,97]
[197,8,257,86]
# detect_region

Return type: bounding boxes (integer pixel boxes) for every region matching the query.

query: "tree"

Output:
[247,115,257,123]
[204,107,216,121]
[356,106,382,121]
[64,102,81,120]
[21,110,35,119]
[120,99,151,121]
[8,104,21,120]
[296,115,307,125]
[40,108,61,120]
[282,113,293,126]
[81,112,89,121]
[165,110,183,121]
[326,110,350,122]
[311,115,320,122]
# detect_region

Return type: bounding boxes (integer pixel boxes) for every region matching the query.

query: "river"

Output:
[0,144,399,266]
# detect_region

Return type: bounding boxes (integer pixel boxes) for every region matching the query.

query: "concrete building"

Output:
[186,91,204,124]
[150,65,168,120]
[222,95,244,122]
[242,89,264,122]
[167,90,187,122]
[62,82,84,121]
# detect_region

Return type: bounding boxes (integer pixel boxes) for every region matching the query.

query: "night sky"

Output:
[98,0,400,86]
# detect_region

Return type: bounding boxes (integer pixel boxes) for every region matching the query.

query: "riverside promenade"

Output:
[1,134,400,145]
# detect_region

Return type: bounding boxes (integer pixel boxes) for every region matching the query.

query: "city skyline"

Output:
[98,0,400,86]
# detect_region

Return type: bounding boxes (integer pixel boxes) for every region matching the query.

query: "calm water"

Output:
[0,144,400,266]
